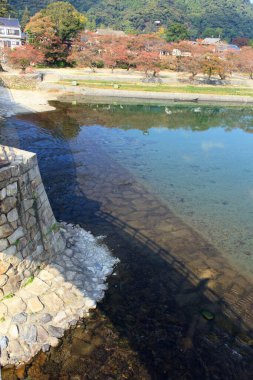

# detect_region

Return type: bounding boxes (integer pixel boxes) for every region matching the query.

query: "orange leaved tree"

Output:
[6,45,44,72]
[237,47,253,79]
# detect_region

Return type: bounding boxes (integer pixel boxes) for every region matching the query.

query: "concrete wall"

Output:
[0,145,65,297]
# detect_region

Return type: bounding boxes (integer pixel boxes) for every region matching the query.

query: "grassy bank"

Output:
[58,79,253,97]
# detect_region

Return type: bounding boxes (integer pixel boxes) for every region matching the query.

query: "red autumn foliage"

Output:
[6,45,44,72]
[236,47,253,79]
[70,31,253,81]
[232,37,249,47]
[101,37,128,72]
[68,32,103,71]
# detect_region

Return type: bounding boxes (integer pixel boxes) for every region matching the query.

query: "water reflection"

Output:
[1,101,253,379]
[16,101,253,135]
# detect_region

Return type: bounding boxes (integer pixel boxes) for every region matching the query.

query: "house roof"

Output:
[217,44,240,51]
[202,37,221,45]
[0,18,20,28]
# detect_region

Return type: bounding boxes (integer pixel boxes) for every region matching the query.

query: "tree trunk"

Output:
[0,63,5,72]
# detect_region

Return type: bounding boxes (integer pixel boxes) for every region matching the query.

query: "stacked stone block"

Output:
[0,74,39,90]
[0,145,65,297]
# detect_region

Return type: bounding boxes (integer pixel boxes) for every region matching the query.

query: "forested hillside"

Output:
[7,0,253,40]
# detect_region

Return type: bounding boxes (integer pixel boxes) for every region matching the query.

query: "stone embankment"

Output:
[0,74,39,90]
[39,82,253,104]
[0,145,118,367]
[0,145,65,297]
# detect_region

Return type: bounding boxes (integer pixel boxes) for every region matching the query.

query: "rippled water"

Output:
[1,100,253,379]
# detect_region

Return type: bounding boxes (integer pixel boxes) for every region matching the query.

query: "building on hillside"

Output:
[0,17,22,48]
[96,28,127,37]
[202,37,221,45]
[216,44,240,52]
[172,48,191,57]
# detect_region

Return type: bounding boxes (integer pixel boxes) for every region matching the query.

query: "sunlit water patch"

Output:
[63,102,253,274]
[89,125,253,274]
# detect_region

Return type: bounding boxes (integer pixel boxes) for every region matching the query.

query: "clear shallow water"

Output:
[1,102,253,274]
[47,101,253,275]
[1,101,253,379]
[87,120,253,274]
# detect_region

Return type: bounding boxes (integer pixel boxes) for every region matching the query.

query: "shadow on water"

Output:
[1,99,253,379]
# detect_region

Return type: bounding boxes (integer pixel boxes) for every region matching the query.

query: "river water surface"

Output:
[1,100,253,379]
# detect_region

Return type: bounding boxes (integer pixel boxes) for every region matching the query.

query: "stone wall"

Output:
[0,145,65,297]
[0,74,39,90]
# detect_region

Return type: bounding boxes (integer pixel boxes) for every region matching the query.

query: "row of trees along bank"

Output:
[1,1,253,80]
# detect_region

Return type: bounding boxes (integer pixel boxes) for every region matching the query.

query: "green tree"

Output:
[40,1,86,42]
[25,2,86,65]
[202,27,223,38]
[21,6,30,30]
[86,16,96,31]
[25,14,69,66]
[7,0,253,41]
[165,23,190,43]
[0,0,11,17]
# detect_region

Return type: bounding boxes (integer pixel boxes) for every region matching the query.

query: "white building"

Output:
[202,38,221,45]
[0,18,22,49]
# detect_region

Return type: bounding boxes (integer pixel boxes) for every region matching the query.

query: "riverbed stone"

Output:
[0,223,13,238]
[0,303,8,316]
[40,313,53,324]
[0,238,8,251]
[42,344,50,352]
[7,208,18,223]
[25,277,49,296]
[7,339,23,359]
[47,325,64,338]
[6,182,17,196]
[8,324,19,339]
[0,214,7,226]
[40,292,63,313]
[3,245,17,256]
[54,310,67,324]
[23,199,34,211]
[0,187,6,200]
[48,336,59,348]
[37,326,49,343]
[1,196,17,213]
[12,312,27,324]
[0,262,10,275]
[0,316,11,334]
[8,227,24,245]
[27,296,44,313]
[0,274,8,287]
[20,325,37,344]
[38,269,54,283]
[4,297,26,315]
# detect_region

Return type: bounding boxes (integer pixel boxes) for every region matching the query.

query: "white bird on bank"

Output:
[165,107,172,115]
